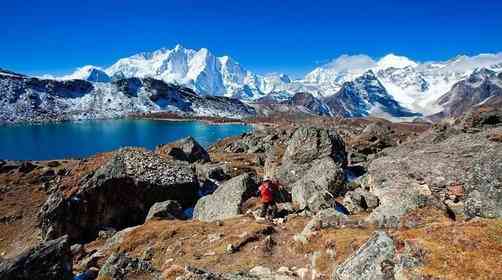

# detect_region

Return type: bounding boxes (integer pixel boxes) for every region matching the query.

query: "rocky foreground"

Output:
[0,108,501,280]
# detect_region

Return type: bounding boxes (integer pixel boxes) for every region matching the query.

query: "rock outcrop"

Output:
[193,173,257,222]
[365,123,502,226]
[276,127,347,212]
[0,235,73,280]
[156,136,210,163]
[39,148,199,242]
[333,231,395,280]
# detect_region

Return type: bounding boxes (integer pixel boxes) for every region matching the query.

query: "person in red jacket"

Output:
[258,176,280,220]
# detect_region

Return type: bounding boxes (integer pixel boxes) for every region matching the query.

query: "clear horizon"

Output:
[2,0,502,77]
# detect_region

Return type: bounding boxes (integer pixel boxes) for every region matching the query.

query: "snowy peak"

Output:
[377,54,418,69]
[63,66,111,83]
[104,45,274,99]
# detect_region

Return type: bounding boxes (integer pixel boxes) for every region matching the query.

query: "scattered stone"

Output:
[207,233,223,243]
[98,252,160,280]
[145,200,184,222]
[294,208,347,244]
[0,235,73,280]
[18,161,37,173]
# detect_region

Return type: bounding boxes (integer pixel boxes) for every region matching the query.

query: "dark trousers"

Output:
[260,202,277,219]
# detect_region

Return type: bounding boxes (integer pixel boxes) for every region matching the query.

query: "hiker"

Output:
[73,267,99,280]
[258,176,281,220]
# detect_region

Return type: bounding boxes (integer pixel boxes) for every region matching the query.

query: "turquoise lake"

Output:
[0,119,251,160]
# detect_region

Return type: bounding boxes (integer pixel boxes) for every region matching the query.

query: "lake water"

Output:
[0,119,251,160]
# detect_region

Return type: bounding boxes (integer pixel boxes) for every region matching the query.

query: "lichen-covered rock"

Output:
[291,157,345,211]
[333,231,395,280]
[279,127,346,185]
[193,173,257,222]
[156,136,210,163]
[145,200,184,222]
[0,235,73,280]
[39,148,199,242]
[343,188,380,214]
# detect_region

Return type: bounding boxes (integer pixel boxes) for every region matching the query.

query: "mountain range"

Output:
[1,45,502,123]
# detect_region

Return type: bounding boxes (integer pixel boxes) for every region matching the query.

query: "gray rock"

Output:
[295,208,347,244]
[279,127,346,185]
[333,231,395,280]
[193,173,257,222]
[156,136,210,163]
[291,157,345,211]
[145,200,183,222]
[343,188,380,214]
[39,148,199,242]
[366,126,502,225]
[196,162,228,182]
[98,252,161,280]
[283,127,347,166]
[0,235,73,280]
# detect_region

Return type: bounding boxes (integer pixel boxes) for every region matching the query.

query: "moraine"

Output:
[0,119,251,160]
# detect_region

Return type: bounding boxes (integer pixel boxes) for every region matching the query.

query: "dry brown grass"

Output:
[396,219,502,280]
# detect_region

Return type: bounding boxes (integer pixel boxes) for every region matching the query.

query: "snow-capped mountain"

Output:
[324,71,421,119]
[104,44,270,100]
[62,66,111,83]
[40,46,502,121]
[0,71,255,123]
[305,53,502,115]
[429,68,502,120]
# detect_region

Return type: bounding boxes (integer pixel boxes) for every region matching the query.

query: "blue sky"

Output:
[1,0,501,77]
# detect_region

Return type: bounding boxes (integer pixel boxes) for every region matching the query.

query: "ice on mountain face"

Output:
[105,45,278,100]
[62,66,111,83]
[376,54,418,69]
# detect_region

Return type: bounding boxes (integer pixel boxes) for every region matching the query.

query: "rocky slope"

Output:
[0,109,501,279]
[0,71,256,123]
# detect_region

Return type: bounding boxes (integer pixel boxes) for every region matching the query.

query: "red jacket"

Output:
[259,181,277,203]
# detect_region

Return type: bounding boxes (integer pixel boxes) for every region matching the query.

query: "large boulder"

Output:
[156,136,210,163]
[333,231,395,280]
[39,148,199,242]
[278,127,347,185]
[291,157,345,211]
[193,173,257,222]
[0,235,73,280]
